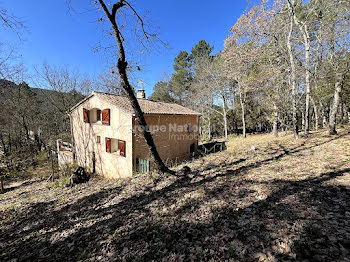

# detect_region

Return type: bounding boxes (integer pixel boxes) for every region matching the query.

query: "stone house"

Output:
[58,90,200,178]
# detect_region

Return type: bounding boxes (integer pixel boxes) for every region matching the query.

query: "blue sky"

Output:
[1,0,247,96]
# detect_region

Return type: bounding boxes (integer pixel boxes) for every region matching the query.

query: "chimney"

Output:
[136,89,146,99]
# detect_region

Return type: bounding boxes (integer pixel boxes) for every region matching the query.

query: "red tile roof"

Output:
[71,91,201,116]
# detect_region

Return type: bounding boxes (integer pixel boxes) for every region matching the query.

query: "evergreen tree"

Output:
[150,40,214,105]
[149,81,174,102]
[169,51,192,104]
[190,40,214,62]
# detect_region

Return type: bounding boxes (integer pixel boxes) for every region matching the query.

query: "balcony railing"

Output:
[57,139,73,152]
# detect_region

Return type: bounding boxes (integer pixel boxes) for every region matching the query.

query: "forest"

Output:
[1,0,349,177]
[150,0,350,140]
[1,0,350,261]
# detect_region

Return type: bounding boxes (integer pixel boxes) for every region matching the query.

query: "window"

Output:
[105,137,126,157]
[111,139,119,154]
[96,109,101,121]
[88,108,102,124]
[96,136,101,144]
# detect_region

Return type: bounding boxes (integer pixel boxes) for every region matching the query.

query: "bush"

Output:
[59,163,80,177]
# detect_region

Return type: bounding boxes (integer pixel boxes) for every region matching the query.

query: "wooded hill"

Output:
[0,79,83,174]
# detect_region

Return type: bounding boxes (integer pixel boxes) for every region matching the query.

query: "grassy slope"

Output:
[1,128,350,261]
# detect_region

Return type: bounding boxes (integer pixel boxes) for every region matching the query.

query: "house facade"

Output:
[58,90,200,178]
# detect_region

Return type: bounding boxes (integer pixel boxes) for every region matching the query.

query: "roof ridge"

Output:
[80,91,201,116]
[93,91,123,97]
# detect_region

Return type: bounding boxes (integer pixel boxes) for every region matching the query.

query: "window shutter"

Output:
[106,137,111,153]
[102,109,110,125]
[119,140,126,157]
[83,108,90,123]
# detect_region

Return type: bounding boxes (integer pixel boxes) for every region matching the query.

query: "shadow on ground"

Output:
[1,132,350,261]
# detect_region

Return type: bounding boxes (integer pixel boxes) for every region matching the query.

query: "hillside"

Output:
[1,129,350,261]
[0,79,84,113]
[0,78,84,151]
[1,78,54,98]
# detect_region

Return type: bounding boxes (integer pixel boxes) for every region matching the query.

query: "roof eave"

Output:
[69,92,95,113]
[132,113,201,116]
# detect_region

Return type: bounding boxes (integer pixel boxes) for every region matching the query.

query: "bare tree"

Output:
[0,6,24,39]
[96,0,173,174]
[38,63,84,112]
[287,0,313,136]
[0,4,25,193]
[194,55,231,139]
[98,69,124,95]
[0,4,24,81]
[223,3,279,138]
[286,12,299,139]
[326,1,350,134]
[329,72,346,134]
[0,43,23,80]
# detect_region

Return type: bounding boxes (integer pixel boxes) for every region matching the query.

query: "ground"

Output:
[1,129,350,262]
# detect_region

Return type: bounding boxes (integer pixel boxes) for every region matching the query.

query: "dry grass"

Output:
[1,128,350,261]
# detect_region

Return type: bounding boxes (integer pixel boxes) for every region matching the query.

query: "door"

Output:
[137,158,150,173]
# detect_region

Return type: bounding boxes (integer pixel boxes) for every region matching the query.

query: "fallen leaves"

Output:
[1,129,350,261]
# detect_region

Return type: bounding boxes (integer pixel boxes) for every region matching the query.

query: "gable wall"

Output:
[71,95,133,178]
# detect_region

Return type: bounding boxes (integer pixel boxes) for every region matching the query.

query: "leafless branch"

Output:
[0,7,25,39]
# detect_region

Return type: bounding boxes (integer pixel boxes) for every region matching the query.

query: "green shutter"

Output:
[137,159,150,173]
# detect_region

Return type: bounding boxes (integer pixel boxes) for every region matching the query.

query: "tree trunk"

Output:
[50,147,55,182]
[287,15,299,139]
[322,112,327,128]
[288,0,311,136]
[22,115,30,140]
[320,101,327,128]
[0,132,7,156]
[8,132,11,152]
[0,169,4,194]
[329,72,344,135]
[311,97,318,131]
[98,0,173,174]
[303,29,311,136]
[223,109,228,140]
[230,85,236,111]
[296,21,311,136]
[222,95,228,140]
[239,87,246,138]
[301,111,305,130]
[347,104,350,124]
[208,117,211,141]
[339,103,344,123]
[272,103,278,137]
